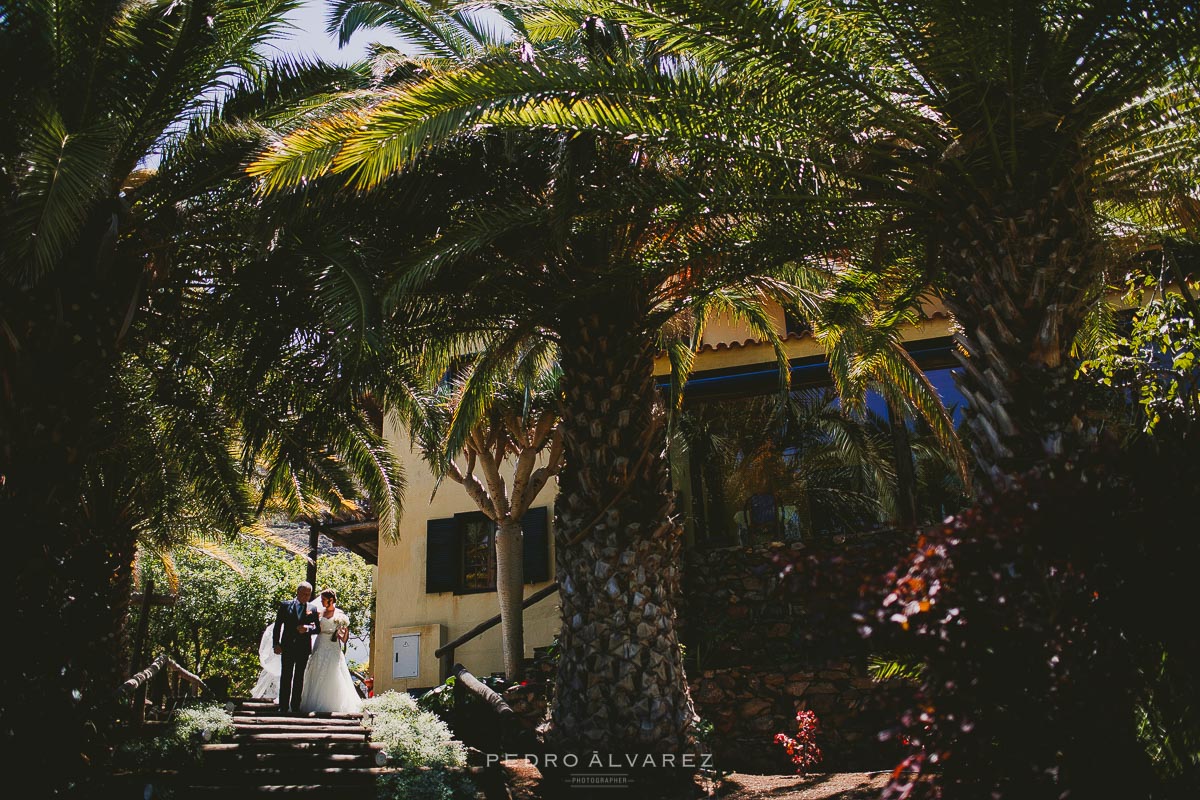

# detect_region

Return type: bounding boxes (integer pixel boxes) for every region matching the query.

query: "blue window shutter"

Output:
[426,517,459,593]
[521,506,551,584]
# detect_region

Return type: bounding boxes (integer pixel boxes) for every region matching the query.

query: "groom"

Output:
[273,581,319,714]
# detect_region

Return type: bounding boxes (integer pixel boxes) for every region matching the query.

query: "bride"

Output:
[296,587,362,715]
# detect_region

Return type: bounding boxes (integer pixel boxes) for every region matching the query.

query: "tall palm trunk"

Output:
[938,180,1098,488]
[2,255,140,783]
[547,296,698,760]
[494,518,526,681]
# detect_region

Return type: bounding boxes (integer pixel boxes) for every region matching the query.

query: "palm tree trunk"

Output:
[5,461,138,788]
[938,188,1098,488]
[546,299,699,764]
[2,279,135,786]
[495,518,526,681]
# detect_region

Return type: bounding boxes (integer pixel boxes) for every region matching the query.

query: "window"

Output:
[460,513,497,591]
[425,507,551,594]
[675,378,971,547]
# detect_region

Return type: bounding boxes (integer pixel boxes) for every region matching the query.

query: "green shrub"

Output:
[375,767,476,800]
[112,702,234,771]
[365,692,474,800]
[416,677,456,717]
[416,673,510,719]
[363,692,467,769]
[112,735,182,771]
[865,448,1200,799]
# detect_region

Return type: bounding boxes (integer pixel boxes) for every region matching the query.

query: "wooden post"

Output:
[131,579,153,726]
[307,523,319,587]
[130,578,154,677]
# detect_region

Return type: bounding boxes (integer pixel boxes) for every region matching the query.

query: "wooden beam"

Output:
[449,664,541,754]
[321,521,377,533]
[451,664,514,719]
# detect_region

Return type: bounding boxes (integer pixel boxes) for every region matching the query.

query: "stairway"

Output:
[177,697,389,798]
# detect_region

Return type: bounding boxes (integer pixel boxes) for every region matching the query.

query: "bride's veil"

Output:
[258,623,282,677]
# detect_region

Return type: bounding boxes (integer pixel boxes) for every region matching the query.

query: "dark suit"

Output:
[273,598,318,713]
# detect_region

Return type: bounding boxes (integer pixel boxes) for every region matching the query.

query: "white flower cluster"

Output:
[362,691,467,769]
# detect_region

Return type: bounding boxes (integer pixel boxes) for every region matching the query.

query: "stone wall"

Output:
[681,534,911,771]
[503,663,903,773]
[500,532,913,773]
[688,660,905,772]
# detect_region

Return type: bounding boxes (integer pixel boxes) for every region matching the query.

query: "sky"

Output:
[268,1,509,63]
[266,0,410,64]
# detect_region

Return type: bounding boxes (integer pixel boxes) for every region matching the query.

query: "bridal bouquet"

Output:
[330,611,350,642]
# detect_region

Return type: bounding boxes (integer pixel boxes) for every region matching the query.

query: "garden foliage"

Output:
[113,702,234,771]
[363,692,475,800]
[171,703,235,744]
[375,768,477,800]
[866,442,1200,799]
[1080,273,1200,435]
[363,691,468,769]
[774,710,823,775]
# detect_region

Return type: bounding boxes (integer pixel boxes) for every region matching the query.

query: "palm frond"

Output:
[187,541,249,575]
[2,109,119,283]
[326,0,492,58]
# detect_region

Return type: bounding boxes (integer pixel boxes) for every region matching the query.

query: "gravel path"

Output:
[501,759,892,799]
[704,771,891,799]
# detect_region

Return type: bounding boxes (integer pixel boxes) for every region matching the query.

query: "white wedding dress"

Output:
[297,613,363,714]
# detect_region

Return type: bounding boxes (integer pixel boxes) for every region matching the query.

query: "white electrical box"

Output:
[392,633,420,679]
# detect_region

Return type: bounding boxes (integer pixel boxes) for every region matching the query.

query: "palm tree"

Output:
[282,0,1198,487]
[412,346,565,681]
[249,3,1197,793]
[252,4,751,759]
[252,2,967,764]
[0,1,408,782]
[624,1,1200,488]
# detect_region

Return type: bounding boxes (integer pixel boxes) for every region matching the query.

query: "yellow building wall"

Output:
[372,415,562,693]
[372,300,955,692]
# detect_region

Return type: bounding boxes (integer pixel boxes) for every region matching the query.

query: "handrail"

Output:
[119,653,210,727]
[451,663,515,719]
[435,581,559,660]
[119,654,208,697]
[450,663,541,755]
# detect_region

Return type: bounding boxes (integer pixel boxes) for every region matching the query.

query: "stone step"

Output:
[234,723,370,736]
[203,741,385,755]
[187,766,389,787]
[234,715,364,727]
[178,784,376,799]
[202,750,389,768]
[237,732,370,743]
